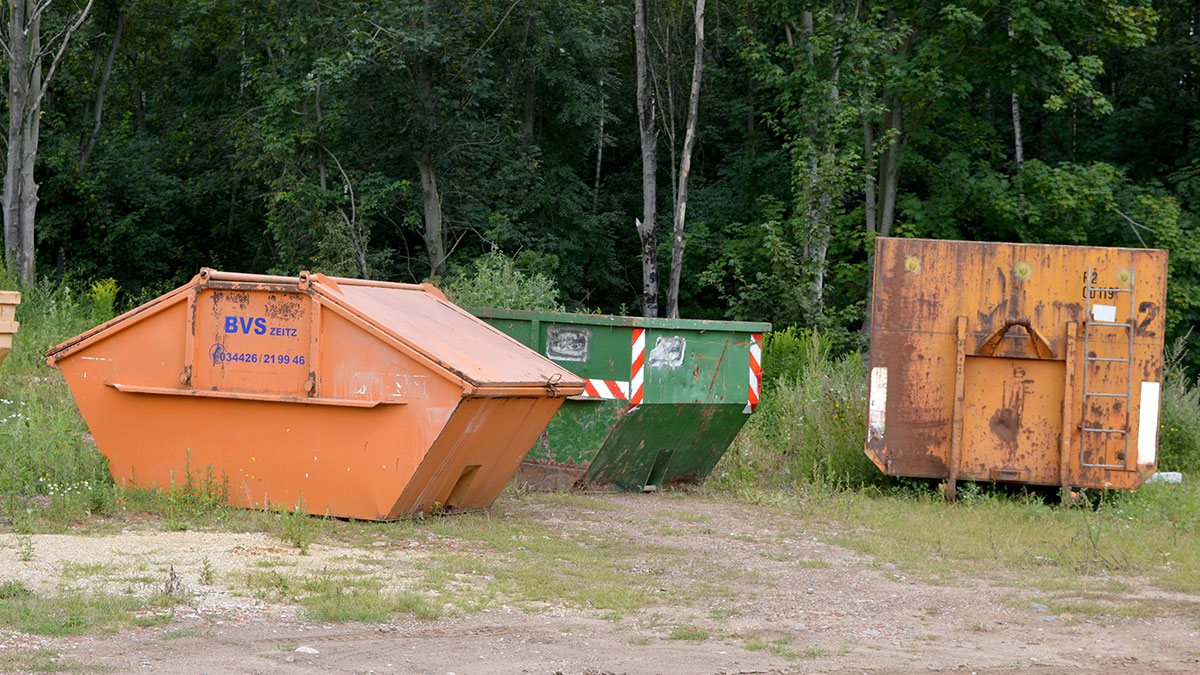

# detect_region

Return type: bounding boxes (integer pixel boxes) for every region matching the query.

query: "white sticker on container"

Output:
[1138,381,1160,465]
[1092,304,1117,323]
[648,336,686,368]
[868,367,888,443]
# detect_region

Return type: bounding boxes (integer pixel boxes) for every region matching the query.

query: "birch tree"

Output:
[2,0,94,282]
[664,0,704,320]
[633,0,659,317]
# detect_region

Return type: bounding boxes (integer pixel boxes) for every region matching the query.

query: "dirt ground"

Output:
[1,492,1197,674]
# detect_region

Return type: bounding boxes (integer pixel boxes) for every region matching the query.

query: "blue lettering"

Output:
[254,318,267,335]
[239,317,254,334]
[225,317,238,333]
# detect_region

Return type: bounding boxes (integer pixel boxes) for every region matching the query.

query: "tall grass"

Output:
[0,274,118,498]
[1158,335,1200,474]
[711,328,882,493]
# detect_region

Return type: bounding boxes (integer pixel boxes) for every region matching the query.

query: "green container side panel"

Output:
[526,399,623,465]
[482,319,537,352]
[542,322,631,382]
[584,404,751,490]
[642,329,753,405]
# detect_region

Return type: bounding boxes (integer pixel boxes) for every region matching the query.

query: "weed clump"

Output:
[0,275,116,502]
[712,328,881,493]
[1159,336,1200,475]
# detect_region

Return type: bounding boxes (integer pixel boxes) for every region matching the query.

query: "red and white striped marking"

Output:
[581,378,630,400]
[630,328,646,408]
[743,333,763,414]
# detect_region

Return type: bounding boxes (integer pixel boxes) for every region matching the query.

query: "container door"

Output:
[960,356,1065,485]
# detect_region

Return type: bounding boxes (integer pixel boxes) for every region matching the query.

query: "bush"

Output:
[439,251,564,311]
[759,325,813,389]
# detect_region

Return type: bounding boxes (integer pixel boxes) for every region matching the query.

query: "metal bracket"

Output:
[976,319,1056,359]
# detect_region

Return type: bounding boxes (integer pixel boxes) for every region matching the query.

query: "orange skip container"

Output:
[866,238,1168,498]
[47,269,584,519]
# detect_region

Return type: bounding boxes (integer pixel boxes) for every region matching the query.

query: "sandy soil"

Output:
[1,492,1197,674]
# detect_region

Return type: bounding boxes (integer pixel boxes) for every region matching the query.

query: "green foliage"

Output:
[5,0,1194,355]
[85,279,119,322]
[759,326,811,390]
[440,251,565,311]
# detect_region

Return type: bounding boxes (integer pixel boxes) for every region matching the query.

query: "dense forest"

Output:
[3,0,1198,356]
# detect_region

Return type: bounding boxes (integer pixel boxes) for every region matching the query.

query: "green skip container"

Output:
[469,308,771,491]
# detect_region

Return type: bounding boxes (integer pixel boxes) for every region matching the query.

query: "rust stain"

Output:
[707,336,731,396]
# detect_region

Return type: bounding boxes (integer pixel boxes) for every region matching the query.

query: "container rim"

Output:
[877,236,1169,255]
[466,307,771,333]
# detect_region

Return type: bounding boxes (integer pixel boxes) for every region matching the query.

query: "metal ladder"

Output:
[1079,265,1135,470]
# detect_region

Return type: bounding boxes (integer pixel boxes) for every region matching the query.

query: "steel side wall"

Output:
[390,394,568,517]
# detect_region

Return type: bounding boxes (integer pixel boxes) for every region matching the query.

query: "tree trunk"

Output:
[4,1,30,279]
[803,171,830,309]
[315,83,327,191]
[3,0,94,283]
[1009,24,1024,173]
[591,84,604,215]
[415,151,446,276]
[1011,88,1024,171]
[522,79,535,138]
[4,0,41,284]
[634,0,659,317]
[666,0,704,320]
[80,9,126,167]
[875,101,902,239]
[19,77,40,282]
[864,115,876,239]
[805,11,844,312]
[135,90,146,135]
[592,28,607,215]
[861,111,877,339]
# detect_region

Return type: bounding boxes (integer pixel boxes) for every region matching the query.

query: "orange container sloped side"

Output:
[48,270,583,519]
[387,395,567,518]
[866,238,1168,493]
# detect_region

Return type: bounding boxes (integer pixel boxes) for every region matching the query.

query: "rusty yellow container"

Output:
[46,269,584,519]
[866,238,1168,497]
[0,291,19,369]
